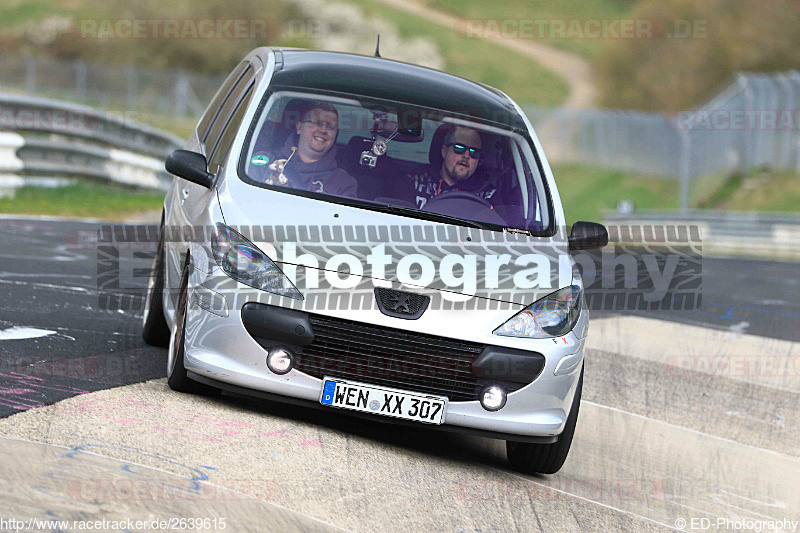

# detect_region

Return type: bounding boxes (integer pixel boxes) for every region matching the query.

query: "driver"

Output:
[402,125,497,209]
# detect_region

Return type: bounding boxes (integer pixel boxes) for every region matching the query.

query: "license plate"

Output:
[319,377,447,425]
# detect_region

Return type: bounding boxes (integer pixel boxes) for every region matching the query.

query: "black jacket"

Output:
[400,165,499,208]
[271,135,358,198]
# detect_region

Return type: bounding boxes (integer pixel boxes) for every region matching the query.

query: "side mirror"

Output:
[568,221,609,251]
[165,150,214,188]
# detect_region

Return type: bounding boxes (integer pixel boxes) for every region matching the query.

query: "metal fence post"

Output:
[126,66,138,114]
[174,71,188,119]
[25,56,36,94]
[76,60,87,99]
[679,128,691,211]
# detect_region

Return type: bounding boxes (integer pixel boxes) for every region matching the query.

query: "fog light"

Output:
[480,386,507,411]
[267,348,294,375]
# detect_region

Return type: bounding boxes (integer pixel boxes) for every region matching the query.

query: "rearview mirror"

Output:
[165,150,214,188]
[568,221,609,251]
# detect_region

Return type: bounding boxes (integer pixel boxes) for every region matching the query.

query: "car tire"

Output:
[506,366,583,475]
[141,212,170,347]
[167,255,221,397]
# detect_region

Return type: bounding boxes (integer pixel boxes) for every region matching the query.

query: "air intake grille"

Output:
[295,314,486,401]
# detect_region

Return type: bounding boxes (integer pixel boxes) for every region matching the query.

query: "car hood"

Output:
[216,179,573,306]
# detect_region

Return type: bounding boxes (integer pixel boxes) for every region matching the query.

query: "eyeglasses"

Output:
[447,143,481,159]
[302,119,337,131]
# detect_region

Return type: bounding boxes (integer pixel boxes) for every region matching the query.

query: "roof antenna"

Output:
[374,34,381,58]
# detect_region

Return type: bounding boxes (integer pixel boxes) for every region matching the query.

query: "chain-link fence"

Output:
[2,55,798,209]
[0,55,224,121]
[525,71,800,209]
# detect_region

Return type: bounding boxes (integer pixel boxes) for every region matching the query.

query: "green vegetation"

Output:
[595,0,800,111]
[550,163,678,224]
[424,0,635,58]
[553,164,800,224]
[0,183,165,219]
[418,0,800,111]
[343,0,569,107]
[132,113,195,140]
[695,170,800,212]
[60,0,291,73]
[2,167,796,221]
[0,0,62,28]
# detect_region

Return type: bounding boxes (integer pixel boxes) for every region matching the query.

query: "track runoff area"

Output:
[0,216,798,532]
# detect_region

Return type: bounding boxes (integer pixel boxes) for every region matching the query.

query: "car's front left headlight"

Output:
[211,223,302,300]
[494,285,582,339]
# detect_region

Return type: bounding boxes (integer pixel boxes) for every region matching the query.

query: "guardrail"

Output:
[0,92,185,194]
[604,210,800,261]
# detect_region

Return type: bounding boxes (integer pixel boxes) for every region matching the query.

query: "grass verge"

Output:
[0,183,165,219]
[695,170,800,212]
[0,0,64,28]
[550,163,678,224]
[343,0,569,107]
[423,0,634,59]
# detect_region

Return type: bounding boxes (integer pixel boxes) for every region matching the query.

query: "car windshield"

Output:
[240,91,551,233]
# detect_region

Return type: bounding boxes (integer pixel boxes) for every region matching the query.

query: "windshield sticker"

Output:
[251,154,270,166]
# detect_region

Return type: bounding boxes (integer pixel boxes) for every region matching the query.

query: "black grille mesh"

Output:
[295,314,487,401]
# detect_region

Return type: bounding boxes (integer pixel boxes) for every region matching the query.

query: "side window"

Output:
[204,65,255,158]
[208,84,255,174]
[197,62,247,142]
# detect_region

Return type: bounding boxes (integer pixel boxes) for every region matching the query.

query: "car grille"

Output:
[295,314,488,401]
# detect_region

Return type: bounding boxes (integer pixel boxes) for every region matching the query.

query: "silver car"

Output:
[142,47,608,475]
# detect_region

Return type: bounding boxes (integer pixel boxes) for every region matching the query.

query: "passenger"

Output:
[267,102,357,198]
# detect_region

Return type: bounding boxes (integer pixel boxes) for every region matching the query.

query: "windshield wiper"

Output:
[358,202,498,231]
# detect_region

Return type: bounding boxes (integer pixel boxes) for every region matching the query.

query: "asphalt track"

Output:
[1,216,798,532]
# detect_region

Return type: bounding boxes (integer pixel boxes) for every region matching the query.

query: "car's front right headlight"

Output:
[493,285,582,339]
[211,223,302,300]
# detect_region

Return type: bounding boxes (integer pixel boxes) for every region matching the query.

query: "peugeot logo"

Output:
[374,288,430,320]
[387,293,412,314]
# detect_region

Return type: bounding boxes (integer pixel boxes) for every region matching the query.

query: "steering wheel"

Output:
[423,190,494,210]
[423,190,506,225]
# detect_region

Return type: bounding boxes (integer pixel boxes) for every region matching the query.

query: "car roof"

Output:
[259,48,528,131]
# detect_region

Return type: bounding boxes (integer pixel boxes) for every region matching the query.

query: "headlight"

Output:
[493,285,581,339]
[211,223,302,300]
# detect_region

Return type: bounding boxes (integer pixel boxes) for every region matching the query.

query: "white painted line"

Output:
[0,434,350,532]
[583,401,800,460]
[492,466,683,532]
[587,315,800,392]
[0,326,57,341]
[0,213,106,223]
[0,272,92,280]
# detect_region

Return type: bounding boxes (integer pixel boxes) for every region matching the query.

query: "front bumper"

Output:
[183,289,585,441]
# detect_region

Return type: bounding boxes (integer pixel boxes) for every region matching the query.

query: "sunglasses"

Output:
[447,143,482,159]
